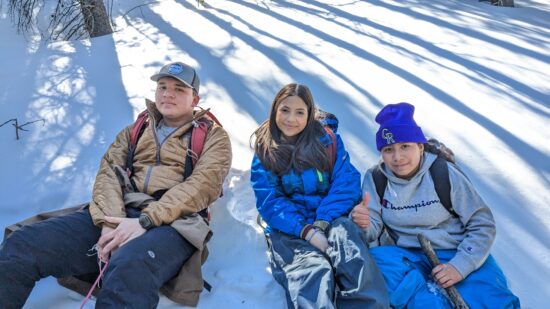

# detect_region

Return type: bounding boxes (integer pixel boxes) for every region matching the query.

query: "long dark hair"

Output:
[252,83,330,175]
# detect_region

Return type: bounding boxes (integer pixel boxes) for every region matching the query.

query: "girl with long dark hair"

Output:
[251,83,388,308]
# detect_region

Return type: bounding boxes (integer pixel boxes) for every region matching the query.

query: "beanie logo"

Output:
[382,128,395,144]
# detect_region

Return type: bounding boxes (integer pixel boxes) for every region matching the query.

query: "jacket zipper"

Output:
[142,117,187,193]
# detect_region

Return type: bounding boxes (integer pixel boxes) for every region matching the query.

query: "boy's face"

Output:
[154,77,199,126]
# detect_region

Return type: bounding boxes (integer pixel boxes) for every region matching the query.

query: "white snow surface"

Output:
[0,0,548,308]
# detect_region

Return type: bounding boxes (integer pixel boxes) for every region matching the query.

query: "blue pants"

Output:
[370,246,520,309]
[267,217,389,309]
[0,208,195,309]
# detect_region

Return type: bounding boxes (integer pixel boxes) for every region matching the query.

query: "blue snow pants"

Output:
[0,207,195,309]
[267,217,389,309]
[370,246,520,309]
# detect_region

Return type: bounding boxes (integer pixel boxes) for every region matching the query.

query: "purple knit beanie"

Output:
[375,102,427,151]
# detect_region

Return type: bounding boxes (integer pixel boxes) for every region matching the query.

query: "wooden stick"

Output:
[417,234,469,309]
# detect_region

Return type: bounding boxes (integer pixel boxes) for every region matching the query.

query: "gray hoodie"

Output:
[362,152,496,278]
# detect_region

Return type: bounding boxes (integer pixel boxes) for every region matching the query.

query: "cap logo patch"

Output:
[168,63,184,75]
[382,128,395,144]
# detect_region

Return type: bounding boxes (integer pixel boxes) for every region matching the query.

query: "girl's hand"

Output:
[433,263,463,288]
[305,229,329,252]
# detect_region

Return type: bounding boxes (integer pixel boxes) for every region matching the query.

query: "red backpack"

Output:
[317,110,338,173]
[126,108,223,220]
[324,126,337,173]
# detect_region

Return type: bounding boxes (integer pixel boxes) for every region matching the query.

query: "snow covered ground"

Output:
[0,0,548,308]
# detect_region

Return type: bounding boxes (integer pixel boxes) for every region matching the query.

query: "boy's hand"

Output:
[97,217,146,261]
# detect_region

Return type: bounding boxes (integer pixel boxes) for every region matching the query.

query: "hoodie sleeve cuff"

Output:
[448,256,477,279]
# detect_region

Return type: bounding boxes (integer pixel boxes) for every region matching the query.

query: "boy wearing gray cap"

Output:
[0,62,232,307]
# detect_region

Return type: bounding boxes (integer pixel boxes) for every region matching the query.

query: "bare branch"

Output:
[122,2,157,20]
[0,119,18,127]
[6,0,113,41]
[6,0,39,34]
[1,118,45,140]
[19,119,46,128]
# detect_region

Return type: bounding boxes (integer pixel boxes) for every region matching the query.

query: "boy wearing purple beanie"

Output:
[351,102,520,308]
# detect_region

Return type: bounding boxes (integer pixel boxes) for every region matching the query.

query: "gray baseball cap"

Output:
[150,62,200,93]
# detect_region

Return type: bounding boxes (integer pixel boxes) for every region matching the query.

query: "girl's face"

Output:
[275,95,308,142]
[381,142,424,179]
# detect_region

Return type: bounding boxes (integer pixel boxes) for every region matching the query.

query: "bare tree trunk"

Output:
[501,0,514,7]
[78,0,112,37]
[491,0,514,7]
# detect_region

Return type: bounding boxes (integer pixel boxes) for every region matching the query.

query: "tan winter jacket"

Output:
[88,99,232,306]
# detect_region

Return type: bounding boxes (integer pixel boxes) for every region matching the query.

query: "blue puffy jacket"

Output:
[251,132,361,237]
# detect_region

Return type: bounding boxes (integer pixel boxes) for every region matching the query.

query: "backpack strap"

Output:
[316,110,339,174]
[317,110,339,133]
[371,165,388,206]
[127,110,222,221]
[186,114,221,220]
[127,110,220,174]
[126,110,149,178]
[324,126,337,172]
[189,119,212,167]
[189,110,222,167]
[371,158,458,217]
[371,165,390,245]
[429,157,458,218]
[183,144,210,220]
[204,110,222,126]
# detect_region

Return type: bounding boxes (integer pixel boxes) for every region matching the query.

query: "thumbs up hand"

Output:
[351,192,371,229]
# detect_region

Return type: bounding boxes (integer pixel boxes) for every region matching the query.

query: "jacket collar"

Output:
[144,99,210,136]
